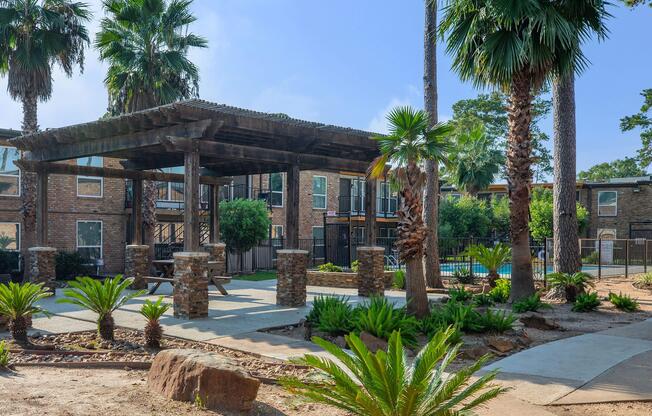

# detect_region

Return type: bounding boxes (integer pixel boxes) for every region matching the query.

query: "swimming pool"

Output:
[440,262,600,277]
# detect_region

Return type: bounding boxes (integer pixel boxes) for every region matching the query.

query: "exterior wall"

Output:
[306,270,394,289]
[585,184,652,239]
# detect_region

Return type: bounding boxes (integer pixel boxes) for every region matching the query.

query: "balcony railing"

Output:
[336,195,399,218]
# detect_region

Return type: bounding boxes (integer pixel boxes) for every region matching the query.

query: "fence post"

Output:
[625,240,629,279]
[469,236,474,278]
[645,240,648,274]
[598,239,602,280]
[543,239,547,288]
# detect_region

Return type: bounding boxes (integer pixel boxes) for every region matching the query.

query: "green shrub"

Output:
[220,199,271,258]
[464,243,511,285]
[473,293,495,307]
[489,279,510,303]
[448,285,473,303]
[140,297,170,348]
[547,272,595,303]
[453,266,475,284]
[476,309,516,333]
[0,340,9,367]
[354,297,419,347]
[635,273,652,287]
[317,302,355,336]
[572,292,601,312]
[512,293,551,313]
[392,269,406,289]
[0,282,51,343]
[318,263,343,273]
[282,329,506,415]
[609,292,639,312]
[430,301,482,333]
[350,260,359,273]
[420,313,462,345]
[55,252,93,280]
[306,295,350,326]
[581,251,599,265]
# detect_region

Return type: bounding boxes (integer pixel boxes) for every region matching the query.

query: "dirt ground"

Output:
[546,402,652,416]
[0,367,346,416]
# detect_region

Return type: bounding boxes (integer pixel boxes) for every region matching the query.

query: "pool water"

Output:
[440,262,599,276]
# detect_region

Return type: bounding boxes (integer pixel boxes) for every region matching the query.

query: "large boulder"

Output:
[148,349,260,413]
[519,312,560,331]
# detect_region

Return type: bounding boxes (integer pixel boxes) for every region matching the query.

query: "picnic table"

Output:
[146,259,231,296]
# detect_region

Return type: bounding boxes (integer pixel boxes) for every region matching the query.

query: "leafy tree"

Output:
[530,188,588,241]
[623,0,651,6]
[491,196,510,237]
[439,196,493,239]
[0,0,90,256]
[450,91,552,181]
[219,199,271,271]
[578,157,647,181]
[441,0,609,301]
[369,107,453,318]
[621,89,652,167]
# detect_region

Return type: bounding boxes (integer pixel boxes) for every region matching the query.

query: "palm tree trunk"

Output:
[552,74,581,274]
[423,0,443,289]
[143,180,157,270]
[507,72,535,302]
[20,93,39,274]
[10,315,29,344]
[98,313,115,341]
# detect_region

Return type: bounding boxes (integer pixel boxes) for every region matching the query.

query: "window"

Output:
[312,176,327,209]
[0,146,20,196]
[157,166,184,202]
[353,226,365,244]
[378,227,397,239]
[378,182,398,214]
[0,222,20,250]
[77,220,102,261]
[76,156,103,197]
[312,226,325,258]
[271,225,284,247]
[270,173,283,207]
[351,178,365,213]
[598,191,617,216]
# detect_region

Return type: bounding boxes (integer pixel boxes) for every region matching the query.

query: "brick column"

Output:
[125,245,149,290]
[28,247,57,293]
[173,251,209,319]
[357,246,385,297]
[203,243,226,276]
[276,249,308,307]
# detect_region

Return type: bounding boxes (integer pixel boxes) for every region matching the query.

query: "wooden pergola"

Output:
[10,99,382,252]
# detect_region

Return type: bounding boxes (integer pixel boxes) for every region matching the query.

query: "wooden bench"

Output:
[141,275,232,296]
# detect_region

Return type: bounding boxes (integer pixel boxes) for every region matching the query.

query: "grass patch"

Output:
[232,270,277,281]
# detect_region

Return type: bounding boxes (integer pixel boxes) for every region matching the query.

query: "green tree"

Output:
[439,196,493,239]
[369,107,453,318]
[0,0,90,258]
[447,125,504,196]
[621,90,652,167]
[219,199,271,272]
[96,0,208,259]
[530,188,588,242]
[578,157,647,181]
[441,0,609,301]
[623,0,651,6]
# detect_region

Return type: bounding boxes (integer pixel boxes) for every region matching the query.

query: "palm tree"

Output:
[440,0,609,301]
[0,0,90,257]
[448,125,503,197]
[96,0,208,256]
[423,0,443,289]
[0,282,51,344]
[369,107,452,318]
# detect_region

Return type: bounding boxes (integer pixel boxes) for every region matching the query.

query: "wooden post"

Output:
[36,167,48,246]
[364,178,377,246]
[184,141,201,251]
[286,165,300,249]
[132,179,143,245]
[209,184,220,243]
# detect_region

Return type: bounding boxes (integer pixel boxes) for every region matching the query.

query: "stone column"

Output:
[125,245,149,290]
[173,252,209,319]
[28,247,57,293]
[276,249,308,307]
[203,243,226,276]
[357,246,385,297]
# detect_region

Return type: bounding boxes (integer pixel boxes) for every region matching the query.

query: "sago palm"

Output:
[547,271,595,303]
[58,275,145,341]
[0,0,90,253]
[283,328,506,415]
[440,0,610,301]
[369,106,453,318]
[0,282,51,343]
[465,243,511,287]
[140,296,170,348]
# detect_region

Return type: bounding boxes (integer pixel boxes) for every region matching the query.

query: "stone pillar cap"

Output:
[28,247,57,252]
[126,244,149,249]
[203,243,226,247]
[173,251,210,258]
[356,246,386,252]
[277,249,309,254]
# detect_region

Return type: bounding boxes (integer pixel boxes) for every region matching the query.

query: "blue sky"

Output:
[1,0,650,174]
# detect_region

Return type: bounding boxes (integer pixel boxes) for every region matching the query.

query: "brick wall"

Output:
[584,185,652,240]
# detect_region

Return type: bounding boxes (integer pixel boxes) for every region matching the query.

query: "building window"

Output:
[312,176,327,209]
[378,182,398,214]
[351,178,365,213]
[270,173,283,207]
[271,225,283,247]
[0,222,20,250]
[157,166,184,202]
[353,226,365,244]
[77,156,103,197]
[378,227,397,239]
[598,191,617,217]
[312,226,325,258]
[77,220,102,261]
[0,146,20,196]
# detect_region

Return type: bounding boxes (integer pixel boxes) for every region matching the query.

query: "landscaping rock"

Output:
[333,336,347,349]
[486,336,517,353]
[519,312,560,330]
[462,344,492,360]
[148,349,260,413]
[360,331,387,353]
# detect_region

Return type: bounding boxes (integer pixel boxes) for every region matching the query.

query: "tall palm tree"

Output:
[423,0,443,289]
[0,0,90,259]
[440,0,609,300]
[448,125,504,197]
[369,107,452,318]
[96,0,207,257]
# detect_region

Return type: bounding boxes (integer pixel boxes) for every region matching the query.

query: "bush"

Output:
[489,279,510,303]
[581,251,599,265]
[473,293,495,307]
[0,340,9,367]
[392,269,405,289]
[512,293,551,313]
[634,273,652,288]
[464,243,511,285]
[220,199,271,262]
[306,295,350,326]
[609,292,639,312]
[317,302,355,336]
[452,266,475,284]
[354,297,419,347]
[547,272,595,303]
[318,263,343,273]
[0,282,51,343]
[439,196,493,239]
[430,301,482,333]
[420,313,463,345]
[476,309,516,333]
[448,286,473,303]
[55,252,93,280]
[140,297,170,348]
[350,260,359,273]
[572,292,601,312]
[530,188,588,240]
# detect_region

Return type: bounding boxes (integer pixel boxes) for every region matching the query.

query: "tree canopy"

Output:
[621,89,652,167]
[219,199,271,254]
[529,188,589,241]
[578,157,647,181]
